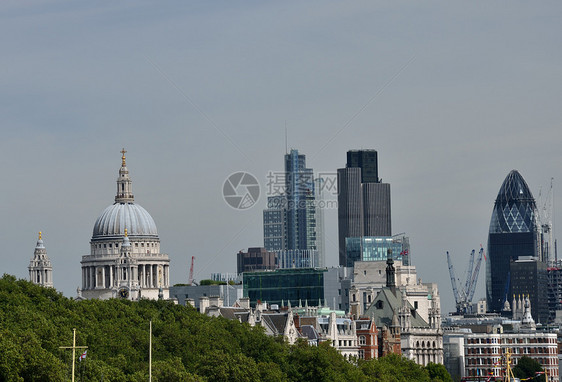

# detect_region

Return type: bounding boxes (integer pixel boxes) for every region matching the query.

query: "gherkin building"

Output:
[486,170,541,313]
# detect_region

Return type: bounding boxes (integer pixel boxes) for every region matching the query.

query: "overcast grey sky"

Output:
[1,1,561,314]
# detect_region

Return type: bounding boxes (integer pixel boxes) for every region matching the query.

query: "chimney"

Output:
[239,297,250,309]
[209,295,223,308]
[199,296,210,314]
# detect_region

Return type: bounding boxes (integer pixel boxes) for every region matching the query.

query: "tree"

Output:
[512,356,546,382]
[425,362,452,382]
[360,353,430,382]
[0,275,445,382]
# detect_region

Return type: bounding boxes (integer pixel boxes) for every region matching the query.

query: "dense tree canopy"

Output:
[0,275,452,381]
[512,356,546,382]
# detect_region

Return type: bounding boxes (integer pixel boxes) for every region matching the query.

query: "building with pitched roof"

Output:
[364,256,443,366]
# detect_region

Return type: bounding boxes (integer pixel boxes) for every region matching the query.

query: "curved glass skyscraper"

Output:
[486,170,540,313]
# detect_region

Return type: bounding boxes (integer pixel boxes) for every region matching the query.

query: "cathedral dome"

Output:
[93,202,158,238]
[91,149,158,239]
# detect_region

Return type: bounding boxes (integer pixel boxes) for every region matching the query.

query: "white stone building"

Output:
[80,149,170,300]
[464,329,558,381]
[364,257,443,366]
[28,232,53,288]
[350,260,419,318]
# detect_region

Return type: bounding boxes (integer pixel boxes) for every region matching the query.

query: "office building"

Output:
[236,247,277,274]
[338,150,391,267]
[243,267,352,310]
[510,256,548,323]
[345,235,410,266]
[263,149,324,266]
[277,249,319,269]
[486,170,541,313]
[464,329,558,381]
[547,264,562,323]
[263,196,286,251]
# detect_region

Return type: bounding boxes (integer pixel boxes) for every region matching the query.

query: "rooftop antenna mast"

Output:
[285,122,288,154]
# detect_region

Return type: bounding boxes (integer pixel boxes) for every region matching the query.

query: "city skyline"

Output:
[1,1,561,315]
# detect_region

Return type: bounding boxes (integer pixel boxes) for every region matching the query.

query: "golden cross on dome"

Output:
[38,231,42,240]
[121,148,127,166]
[124,228,128,237]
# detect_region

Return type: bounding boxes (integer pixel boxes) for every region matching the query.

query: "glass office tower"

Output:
[263,149,324,267]
[486,170,541,313]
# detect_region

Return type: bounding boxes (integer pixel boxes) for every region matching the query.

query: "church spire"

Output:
[115,148,134,203]
[28,231,53,288]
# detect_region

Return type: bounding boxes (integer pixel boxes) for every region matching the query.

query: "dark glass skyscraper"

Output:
[347,150,379,183]
[338,149,391,266]
[486,170,541,313]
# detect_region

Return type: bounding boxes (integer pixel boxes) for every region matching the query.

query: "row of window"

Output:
[95,242,158,248]
[467,347,555,355]
[333,339,357,348]
[415,340,437,348]
[466,337,555,344]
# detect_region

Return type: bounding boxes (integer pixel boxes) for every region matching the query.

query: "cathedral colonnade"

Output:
[82,263,170,290]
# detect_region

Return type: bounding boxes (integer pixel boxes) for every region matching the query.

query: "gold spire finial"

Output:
[124,228,128,237]
[121,148,127,167]
[38,231,42,240]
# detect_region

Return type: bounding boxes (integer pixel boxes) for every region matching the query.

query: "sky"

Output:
[1,1,561,315]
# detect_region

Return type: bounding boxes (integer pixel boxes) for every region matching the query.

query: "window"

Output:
[358,350,365,359]
[359,336,366,345]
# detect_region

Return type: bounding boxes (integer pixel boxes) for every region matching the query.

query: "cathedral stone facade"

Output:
[80,150,170,300]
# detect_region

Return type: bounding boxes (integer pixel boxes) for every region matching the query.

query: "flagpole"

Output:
[149,320,152,382]
[72,328,76,382]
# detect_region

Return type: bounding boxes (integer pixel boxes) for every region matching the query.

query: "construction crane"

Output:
[188,256,195,286]
[446,251,461,308]
[467,248,484,302]
[446,247,485,314]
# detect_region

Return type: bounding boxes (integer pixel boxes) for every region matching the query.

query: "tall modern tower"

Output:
[338,150,391,266]
[486,170,541,313]
[263,149,323,267]
[284,149,316,251]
